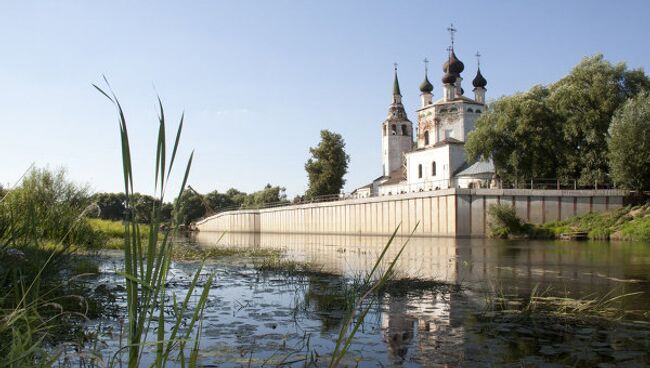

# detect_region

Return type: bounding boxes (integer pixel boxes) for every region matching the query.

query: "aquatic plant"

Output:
[482,283,646,321]
[0,165,110,365]
[94,79,213,367]
[329,222,418,368]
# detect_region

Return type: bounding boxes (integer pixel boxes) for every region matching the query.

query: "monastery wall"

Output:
[195,189,626,237]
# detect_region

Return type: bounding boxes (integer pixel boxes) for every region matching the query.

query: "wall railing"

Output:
[196,178,619,222]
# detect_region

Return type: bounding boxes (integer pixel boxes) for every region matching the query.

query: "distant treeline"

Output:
[92,184,288,225]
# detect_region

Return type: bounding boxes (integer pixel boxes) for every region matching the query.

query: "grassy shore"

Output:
[88,218,151,249]
[541,204,650,241]
[488,203,650,241]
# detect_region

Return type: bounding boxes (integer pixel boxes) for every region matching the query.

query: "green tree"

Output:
[91,192,126,220]
[160,202,174,222]
[467,54,650,186]
[205,190,235,211]
[242,184,287,208]
[466,86,563,184]
[608,91,650,191]
[548,54,650,185]
[129,193,157,223]
[304,130,350,198]
[225,188,247,207]
[173,189,206,226]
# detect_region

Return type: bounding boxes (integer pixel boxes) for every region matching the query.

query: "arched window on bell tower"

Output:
[424,131,430,146]
[391,124,397,135]
[401,125,408,136]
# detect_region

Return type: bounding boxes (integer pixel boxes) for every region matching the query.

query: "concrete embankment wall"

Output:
[195,189,626,237]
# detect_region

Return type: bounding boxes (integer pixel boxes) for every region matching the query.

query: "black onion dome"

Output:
[442,72,457,85]
[442,50,464,74]
[472,68,487,88]
[419,75,434,93]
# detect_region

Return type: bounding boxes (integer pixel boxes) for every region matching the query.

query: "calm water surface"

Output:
[194,232,650,309]
[86,233,650,367]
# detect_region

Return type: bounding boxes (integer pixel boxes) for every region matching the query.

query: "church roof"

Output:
[432,95,483,105]
[378,169,406,186]
[454,159,495,177]
[433,137,464,147]
[473,67,487,88]
[442,49,464,74]
[441,71,457,85]
[351,183,373,194]
[419,74,434,93]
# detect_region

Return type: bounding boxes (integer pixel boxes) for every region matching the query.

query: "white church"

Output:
[354,29,496,198]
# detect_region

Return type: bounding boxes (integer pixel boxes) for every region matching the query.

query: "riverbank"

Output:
[542,204,650,241]
[489,203,650,241]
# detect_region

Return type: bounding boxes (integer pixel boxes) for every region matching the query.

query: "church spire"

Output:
[392,63,401,96]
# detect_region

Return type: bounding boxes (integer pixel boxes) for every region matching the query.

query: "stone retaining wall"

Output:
[195,189,626,237]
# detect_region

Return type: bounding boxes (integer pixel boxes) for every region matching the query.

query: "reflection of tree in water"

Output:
[383,295,417,361]
[303,274,355,332]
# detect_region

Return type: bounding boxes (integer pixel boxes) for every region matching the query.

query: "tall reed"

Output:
[94,79,213,368]
[329,222,418,367]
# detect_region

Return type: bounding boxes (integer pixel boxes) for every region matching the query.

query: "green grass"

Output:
[172,244,281,260]
[541,204,650,241]
[88,218,151,247]
[487,203,650,242]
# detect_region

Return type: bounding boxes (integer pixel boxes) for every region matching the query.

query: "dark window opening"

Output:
[424,131,430,145]
[431,161,436,176]
[391,124,397,135]
[401,125,408,136]
[418,164,423,178]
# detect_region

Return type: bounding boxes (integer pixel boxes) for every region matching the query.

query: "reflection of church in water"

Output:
[192,231,647,364]
[355,25,496,198]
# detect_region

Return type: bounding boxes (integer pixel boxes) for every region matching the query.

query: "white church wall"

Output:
[405,145,453,188]
[382,132,412,176]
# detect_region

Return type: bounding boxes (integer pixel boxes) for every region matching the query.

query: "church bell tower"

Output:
[382,65,413,177]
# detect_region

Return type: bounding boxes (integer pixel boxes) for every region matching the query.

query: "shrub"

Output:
[0,167,104,248]
[487,204,530,238]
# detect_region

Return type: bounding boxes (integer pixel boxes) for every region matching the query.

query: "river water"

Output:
[84,233,650,367]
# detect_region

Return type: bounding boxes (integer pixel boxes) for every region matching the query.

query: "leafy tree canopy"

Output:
[608,91,650,191]
[466,54,650,186]
[91,192,126,220]
[304,130,350,198]
[172,184,287,225]
[548,54,650,184]
[174,189,206,226]
[465,86,563,184]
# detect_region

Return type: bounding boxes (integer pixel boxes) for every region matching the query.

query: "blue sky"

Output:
[1,0,649,198]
